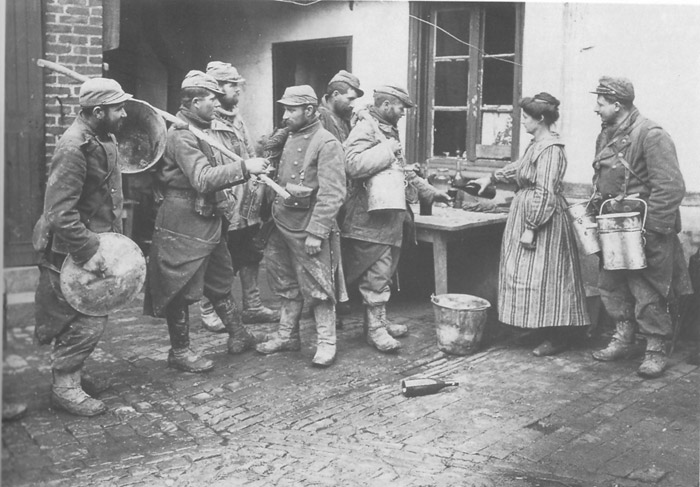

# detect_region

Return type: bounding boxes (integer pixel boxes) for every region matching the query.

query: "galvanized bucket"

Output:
[365,166,406,213]
[431,294,490,355]
[567,201,600,255]
[596,198,647,270]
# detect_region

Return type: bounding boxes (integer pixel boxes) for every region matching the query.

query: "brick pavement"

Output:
[2,288,698,487]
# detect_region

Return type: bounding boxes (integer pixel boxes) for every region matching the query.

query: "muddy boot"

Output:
[212,295,255,354]
[638,336,668,379]
[200,298,225,333]
[256,299,303,354]
[592,320,640,361]
[51,369,107,417]
[312,301,336,367]
[366,305,401,353]
[240,264,281,324]
[377,306,408,338]
[166,304,214,373]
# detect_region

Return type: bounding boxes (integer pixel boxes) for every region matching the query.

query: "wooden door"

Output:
[4,0,45,267]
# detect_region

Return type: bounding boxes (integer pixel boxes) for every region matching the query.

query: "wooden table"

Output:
[410,204,508,295]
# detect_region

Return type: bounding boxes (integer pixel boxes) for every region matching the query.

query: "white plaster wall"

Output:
[522,3,700,191]
[199,0,410,147]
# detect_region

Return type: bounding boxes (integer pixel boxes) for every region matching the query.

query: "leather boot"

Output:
[377,306,408,338]
[312,301,336,367]
[212,295,255,354]
[199,298,225,333]
[366,305,401,353]
[166,303,214,373]
[51,369,107,417]
[240,264,281,324]
[256,299,303,354]
[638,336,668,378]
[592,320,640,361]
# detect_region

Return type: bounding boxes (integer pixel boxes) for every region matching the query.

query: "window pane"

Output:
[435,9,470,57]
[433,111,467,157]
[484,4,516,55]
[481,111,513,146]
[482,58,514,105]
[435,60,468,106]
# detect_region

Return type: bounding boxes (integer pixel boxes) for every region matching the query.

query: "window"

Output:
[407,2,523,175]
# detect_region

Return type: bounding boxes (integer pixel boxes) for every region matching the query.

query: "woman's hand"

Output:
[520,228,536,249]
[471,176,492,196]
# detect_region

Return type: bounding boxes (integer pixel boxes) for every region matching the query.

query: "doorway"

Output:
[271,37,352,126]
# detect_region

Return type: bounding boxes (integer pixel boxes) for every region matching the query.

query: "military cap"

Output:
[277,85,318,106]
[329,70,364,97]
[181,70,224,95]
[206,61,245,84]
[78,78,132,107]
[374,85,415,108]
[590,76,635,103]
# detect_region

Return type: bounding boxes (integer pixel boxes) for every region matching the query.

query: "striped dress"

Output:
[493,134,590,329]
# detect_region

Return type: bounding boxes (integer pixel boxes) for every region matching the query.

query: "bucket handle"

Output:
[599,197,647,229]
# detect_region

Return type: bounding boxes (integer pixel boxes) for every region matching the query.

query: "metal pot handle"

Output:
[599,197,647,229]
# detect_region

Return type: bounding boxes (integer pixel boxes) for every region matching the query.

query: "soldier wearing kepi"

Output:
[255,85,346,367]
[34,78,130,416]
[341,86,450,353]
[145,71,269,373]
[196,61,280,333]
[589,76,691,378]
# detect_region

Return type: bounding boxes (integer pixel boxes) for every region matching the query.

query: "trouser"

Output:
[226,223,264,274]
[599,269,673,338]
[345,241,401,307]
[265,227,333,305]
[52,315,107,372]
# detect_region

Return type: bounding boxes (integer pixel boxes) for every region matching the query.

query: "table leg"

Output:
[433,233,448,295]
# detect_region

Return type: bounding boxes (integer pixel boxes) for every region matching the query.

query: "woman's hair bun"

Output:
[533,92,560,108]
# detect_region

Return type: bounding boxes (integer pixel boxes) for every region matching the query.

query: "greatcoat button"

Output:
[291,175,296,179]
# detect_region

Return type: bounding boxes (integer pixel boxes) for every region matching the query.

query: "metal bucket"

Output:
[567,202,600,255]
[116,99,167,174]
[431,294,490,355]
[596,198,647,270]
[366,166,406,213]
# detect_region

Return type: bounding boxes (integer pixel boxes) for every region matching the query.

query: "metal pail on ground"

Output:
[365,166,406,212]
[431,294,490,356]
[567,202,600,255]
[596,198,647,270]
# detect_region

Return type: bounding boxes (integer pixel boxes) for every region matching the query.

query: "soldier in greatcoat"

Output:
[34,78,131,416]
[589,76,692,378]
[145,71,268,373]
[196,61,280,333]
[255,85,346,367]
[341,86,450,353]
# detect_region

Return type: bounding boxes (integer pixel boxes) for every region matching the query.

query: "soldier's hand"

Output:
[82,248,108,277]
[304,235,323,256]
[245,157,269,175]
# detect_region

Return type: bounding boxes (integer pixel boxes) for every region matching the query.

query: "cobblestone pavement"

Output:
[2,285,698,487]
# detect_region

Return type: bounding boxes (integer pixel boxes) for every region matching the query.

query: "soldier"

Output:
[255,85,346,367]
[589,76,691,378]
[341,86,450,353]
[145,71,268,373]
[318,70,364,317]
[33,78,130,416]
[196,61,280,333]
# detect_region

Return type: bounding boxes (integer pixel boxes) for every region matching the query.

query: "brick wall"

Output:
[42,0,103,168]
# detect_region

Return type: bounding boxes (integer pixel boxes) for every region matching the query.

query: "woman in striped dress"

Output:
[473,93,589,356]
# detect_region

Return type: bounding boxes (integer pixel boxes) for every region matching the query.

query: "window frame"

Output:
[407,2,524,177]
